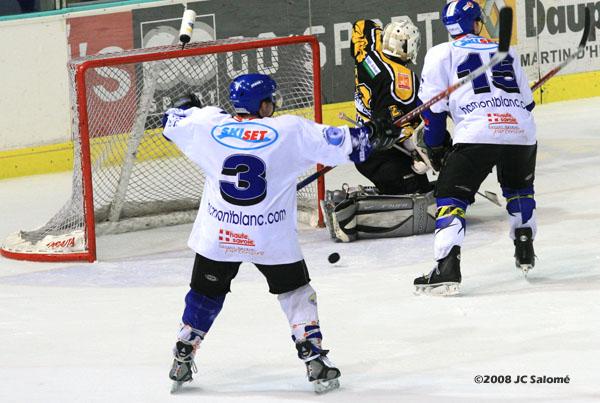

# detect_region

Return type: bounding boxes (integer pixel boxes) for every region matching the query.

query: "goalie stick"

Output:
[531,7,591,92]
[297,7,513,192]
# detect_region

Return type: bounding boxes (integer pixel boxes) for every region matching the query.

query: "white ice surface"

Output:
[1,97,600,402]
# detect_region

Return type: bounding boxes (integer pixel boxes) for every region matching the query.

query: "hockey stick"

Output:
[530,7,590,92]
[297,166,334,191]
[297,7,513,192]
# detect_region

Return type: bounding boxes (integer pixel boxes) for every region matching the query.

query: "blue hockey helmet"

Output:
[229,73,280,115]
[442,0,483,37]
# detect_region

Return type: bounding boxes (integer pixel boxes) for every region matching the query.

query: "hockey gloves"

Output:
[348,126,373,163]
[172,93,202,110]
[161,93,202,128]
[425,131,453,172]
[364,116,403,151]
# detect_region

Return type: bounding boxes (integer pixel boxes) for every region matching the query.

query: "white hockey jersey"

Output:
[419,34,536,145]
[163,106,353,265]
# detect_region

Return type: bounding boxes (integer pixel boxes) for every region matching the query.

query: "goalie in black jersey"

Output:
[320,19,436,243]
[351,18,432,195]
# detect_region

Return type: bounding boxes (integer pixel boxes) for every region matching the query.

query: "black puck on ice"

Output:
[328,252,340,264]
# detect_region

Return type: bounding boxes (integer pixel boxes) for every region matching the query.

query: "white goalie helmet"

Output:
[382,19,421,64]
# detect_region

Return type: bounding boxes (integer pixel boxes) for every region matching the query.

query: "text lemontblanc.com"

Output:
[208,201,287,226]
[460,95,527,114]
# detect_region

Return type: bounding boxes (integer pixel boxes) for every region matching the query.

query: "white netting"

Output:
[1,37,322,260]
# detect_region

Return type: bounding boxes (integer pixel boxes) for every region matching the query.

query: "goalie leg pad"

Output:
[330,198,359,242]
[327,191,436,242]
[321,189,350,240]
[434,197,468,261]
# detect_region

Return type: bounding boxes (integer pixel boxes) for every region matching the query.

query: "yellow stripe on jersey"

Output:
[352,20,369,64]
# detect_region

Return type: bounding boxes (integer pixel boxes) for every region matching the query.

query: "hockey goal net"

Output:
[1,35,324,262]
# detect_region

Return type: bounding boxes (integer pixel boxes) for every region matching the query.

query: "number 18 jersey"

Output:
[163,106,353,265]
[418,34,536,145]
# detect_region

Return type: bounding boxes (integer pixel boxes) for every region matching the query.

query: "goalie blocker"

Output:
[321,186,435,242]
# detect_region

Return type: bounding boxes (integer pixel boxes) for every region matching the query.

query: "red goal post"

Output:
[1,35,325,262]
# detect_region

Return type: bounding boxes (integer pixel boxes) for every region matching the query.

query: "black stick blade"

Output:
[498,7,513,53]
[579,7,591,48]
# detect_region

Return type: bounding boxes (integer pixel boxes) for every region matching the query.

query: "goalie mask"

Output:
[382,20,421,64]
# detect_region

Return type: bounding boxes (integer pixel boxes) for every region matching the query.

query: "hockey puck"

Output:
[328,252,340,264]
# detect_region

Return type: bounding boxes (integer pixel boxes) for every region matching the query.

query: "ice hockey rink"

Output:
[1,97,599,402]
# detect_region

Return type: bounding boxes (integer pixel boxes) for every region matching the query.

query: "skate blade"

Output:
[170,379,193,394]
[313,378,340,394]
[518,264,533,278]
[414,282,460,296]
[170,381,184,394]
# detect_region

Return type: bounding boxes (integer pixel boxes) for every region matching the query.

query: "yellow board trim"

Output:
[0,142,74,179]
[322,101,355,126]
[533,70,600,104]
[2,71,600,180]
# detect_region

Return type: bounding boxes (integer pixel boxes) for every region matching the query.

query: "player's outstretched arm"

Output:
[363,116,403,150]
[343,115,403,163]
[161,93,203,128]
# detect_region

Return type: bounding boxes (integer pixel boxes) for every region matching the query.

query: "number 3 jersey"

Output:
[163,106,353,264]
[418,34,536,145]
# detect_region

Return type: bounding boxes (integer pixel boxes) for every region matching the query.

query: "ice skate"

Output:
[169,341,197,393]
[296,340,341,394]
[514,227,535,277]
[414,245,461,296]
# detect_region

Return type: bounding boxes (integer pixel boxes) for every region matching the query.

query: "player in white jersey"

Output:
[413,0,537,295]
[161,73,401,392]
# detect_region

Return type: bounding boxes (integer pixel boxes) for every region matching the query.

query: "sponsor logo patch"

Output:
[363,55,381,78]
[323,127,345,146]
[452,37,498,50]
[487,112,525,135]
[396,72,411,91]
[46,237,76,249]
[218,229,256,247]
[211,122,278,150]
[487,112,518,126]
